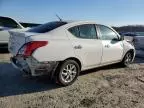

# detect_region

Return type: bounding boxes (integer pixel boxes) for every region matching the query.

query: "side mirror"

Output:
[112,35,122,41]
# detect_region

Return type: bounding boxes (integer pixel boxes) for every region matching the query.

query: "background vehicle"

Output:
[9,21,135,86]
[120,32,144,50]
[119,32,136,44]
[0,16,25,48]
[133,32,144,50]
[0,16,40,48]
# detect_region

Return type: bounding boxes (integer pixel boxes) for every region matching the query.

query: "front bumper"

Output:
[10,56,58,76]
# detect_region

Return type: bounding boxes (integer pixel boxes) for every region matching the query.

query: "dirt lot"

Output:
[0,51,144,108]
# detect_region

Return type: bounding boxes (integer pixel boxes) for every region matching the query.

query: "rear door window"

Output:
[79,24,97,39]
[68,26,79,37]
[69,24,97,39]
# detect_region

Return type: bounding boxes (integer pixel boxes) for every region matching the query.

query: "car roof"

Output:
[57,20,99,29]
[61,20,114,31]
[44,20,114,32]
[65,20,96,24]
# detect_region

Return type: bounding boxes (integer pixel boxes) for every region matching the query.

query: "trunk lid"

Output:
[8,31,38,56]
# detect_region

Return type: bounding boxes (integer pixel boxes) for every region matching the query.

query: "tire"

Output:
[121,51,133,67]
[55,60,80,86]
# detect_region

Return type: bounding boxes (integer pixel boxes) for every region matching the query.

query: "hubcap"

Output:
[125,53,132,65]
[61,64,77,83]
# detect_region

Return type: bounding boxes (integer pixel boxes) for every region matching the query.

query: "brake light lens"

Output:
[18,41,48,57]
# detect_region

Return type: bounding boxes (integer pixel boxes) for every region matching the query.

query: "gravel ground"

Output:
[0,51,144,108]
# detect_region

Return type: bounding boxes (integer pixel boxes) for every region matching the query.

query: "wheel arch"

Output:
[61,57,82,70]
[123,49,135,61]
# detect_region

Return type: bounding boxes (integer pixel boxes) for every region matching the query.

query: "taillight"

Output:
[18,41,48,57]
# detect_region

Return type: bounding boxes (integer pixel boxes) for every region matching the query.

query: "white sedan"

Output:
[8,21,135,86]
[0,16,25,48]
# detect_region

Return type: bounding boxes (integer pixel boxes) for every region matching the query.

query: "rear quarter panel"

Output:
[30,29,76,62]
[32,39,75,62]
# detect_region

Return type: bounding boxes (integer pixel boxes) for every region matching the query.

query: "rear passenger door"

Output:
[68,24,103,69]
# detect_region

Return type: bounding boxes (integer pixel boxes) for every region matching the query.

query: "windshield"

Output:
[28,21,67,33]
[0,17,20,28]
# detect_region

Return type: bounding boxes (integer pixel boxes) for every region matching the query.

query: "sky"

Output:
[0,0,144,26]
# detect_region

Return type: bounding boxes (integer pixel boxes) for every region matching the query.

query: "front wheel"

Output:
[55,60,80,86]
[121,52,133,67]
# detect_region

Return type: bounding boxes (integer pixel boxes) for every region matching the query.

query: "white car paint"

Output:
[8,21,135,77]
[100,40,124,63]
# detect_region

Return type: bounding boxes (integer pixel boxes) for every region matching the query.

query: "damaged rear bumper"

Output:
[10,56,58,76]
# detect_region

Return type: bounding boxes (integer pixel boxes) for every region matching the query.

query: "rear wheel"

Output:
[55,60,80,86]
[121,52,133,67]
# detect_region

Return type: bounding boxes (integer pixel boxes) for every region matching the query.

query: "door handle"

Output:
[74,45,82,49]
[105,45,110,48]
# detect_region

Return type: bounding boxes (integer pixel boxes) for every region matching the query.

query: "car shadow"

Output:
[0,63,60,97]
[0,63,121,97]
[80,63,122,76]
[80,57,144,76]
[0,48,9,53]
[0,57,143,97]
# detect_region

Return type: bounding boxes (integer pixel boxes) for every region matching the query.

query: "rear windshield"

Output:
[28,21,67,33]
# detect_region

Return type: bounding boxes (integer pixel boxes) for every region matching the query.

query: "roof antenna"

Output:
[56,14,62,21]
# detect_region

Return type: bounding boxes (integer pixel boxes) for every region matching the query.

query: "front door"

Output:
[97,25,123,64]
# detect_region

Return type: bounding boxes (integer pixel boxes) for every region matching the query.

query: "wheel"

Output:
[121,52,133,67]
[55,60,80,86]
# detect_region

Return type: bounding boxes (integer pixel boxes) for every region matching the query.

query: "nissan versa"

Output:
[8,21,135,86]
